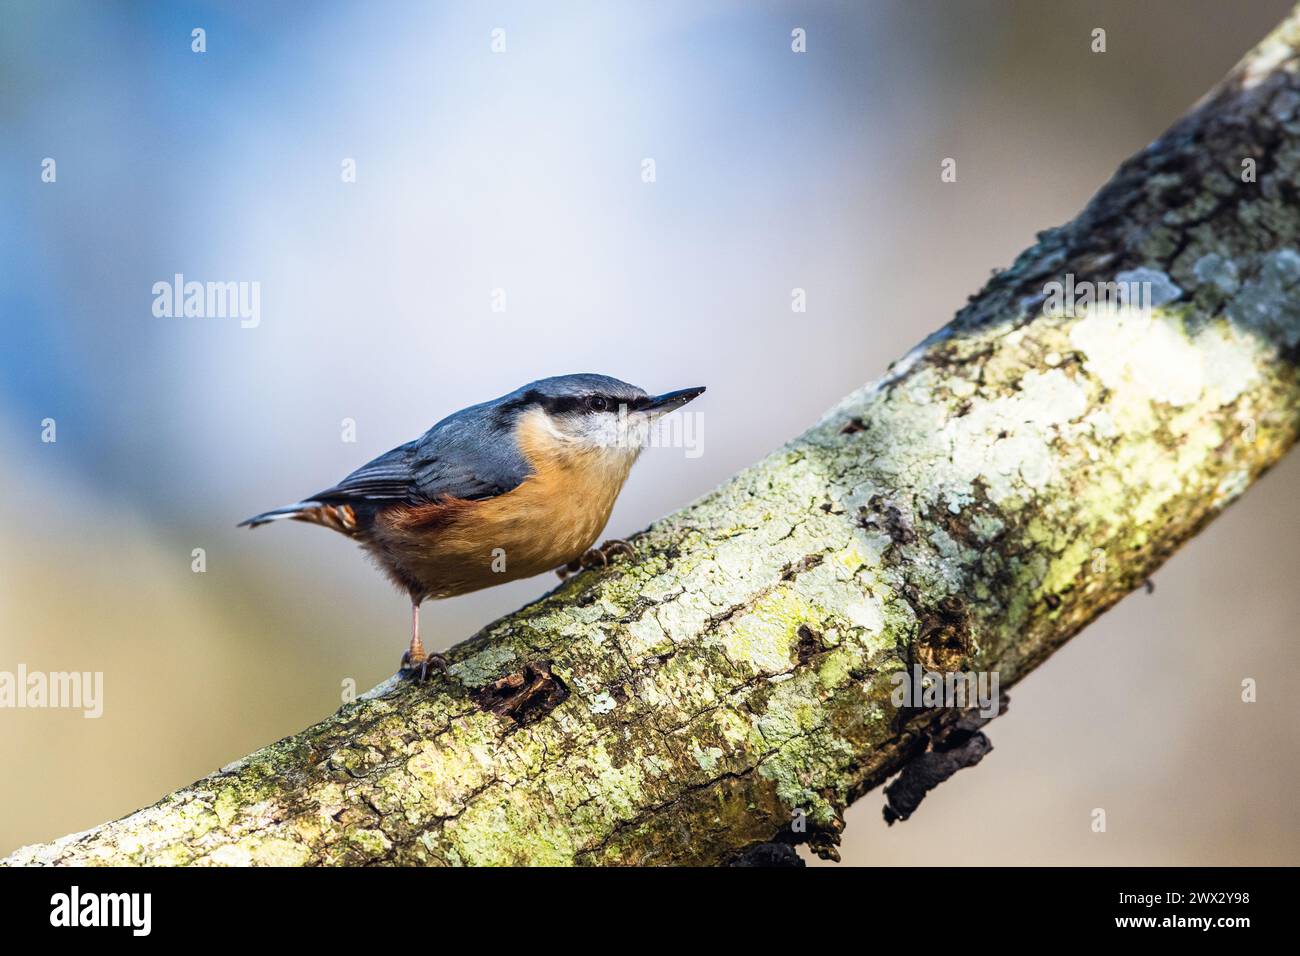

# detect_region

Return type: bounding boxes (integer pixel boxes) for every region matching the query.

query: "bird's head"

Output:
[499,373,705,464]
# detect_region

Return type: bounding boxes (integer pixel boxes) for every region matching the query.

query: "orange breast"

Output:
[367,411,638,599]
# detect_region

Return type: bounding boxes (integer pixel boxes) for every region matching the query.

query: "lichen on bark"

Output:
[7,6,1300,868]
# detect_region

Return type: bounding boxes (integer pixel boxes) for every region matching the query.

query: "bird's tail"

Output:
[239,500,362,535]
[238,502,317,528]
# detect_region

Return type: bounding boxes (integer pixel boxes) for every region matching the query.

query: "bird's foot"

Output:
[399,649,450,682]
[555,538,637,579]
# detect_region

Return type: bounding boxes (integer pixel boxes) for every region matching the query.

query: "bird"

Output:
[239,374,705,678]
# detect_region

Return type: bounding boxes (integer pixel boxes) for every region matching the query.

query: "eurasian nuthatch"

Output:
[240,374,705,677]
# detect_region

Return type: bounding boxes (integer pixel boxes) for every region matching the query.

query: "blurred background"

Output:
[2,0,1297,865]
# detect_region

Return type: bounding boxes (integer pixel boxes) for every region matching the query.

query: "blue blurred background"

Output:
[3,0,1297,863]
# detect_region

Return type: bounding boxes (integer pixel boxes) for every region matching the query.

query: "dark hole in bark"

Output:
[781,553,823,581]
[859,497,917,546]
[796,624,823,664]
[470,661,569,727]
[914,594,974,672]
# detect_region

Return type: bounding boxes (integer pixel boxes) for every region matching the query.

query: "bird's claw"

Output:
[399,649,450,682]
[595,538,637,562]
[555,538,637,579]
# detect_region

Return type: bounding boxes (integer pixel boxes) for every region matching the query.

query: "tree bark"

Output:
[9,7,1300,867]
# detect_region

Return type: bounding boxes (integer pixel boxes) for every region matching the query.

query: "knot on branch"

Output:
[469,661,568,727]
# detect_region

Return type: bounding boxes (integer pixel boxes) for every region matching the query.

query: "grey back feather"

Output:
[309,374,644,509]
[311,397,532,507]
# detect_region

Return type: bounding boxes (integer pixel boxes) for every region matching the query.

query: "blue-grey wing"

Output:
[310,404,531,506]
[311,441,419,502]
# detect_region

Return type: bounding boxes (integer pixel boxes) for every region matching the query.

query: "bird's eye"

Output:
[587,396,609,412]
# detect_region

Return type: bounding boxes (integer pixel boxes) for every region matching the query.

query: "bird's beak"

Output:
[641,386,706,417]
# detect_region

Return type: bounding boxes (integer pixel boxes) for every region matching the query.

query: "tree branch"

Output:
[9,7,1300,866]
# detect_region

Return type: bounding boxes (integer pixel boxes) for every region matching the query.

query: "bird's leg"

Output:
[556,538,638,578]
[398,601,448,681]
[406,602,425,662]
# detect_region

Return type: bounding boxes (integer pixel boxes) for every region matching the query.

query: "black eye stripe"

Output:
[506,392,646,416]
[546,395,585,414]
